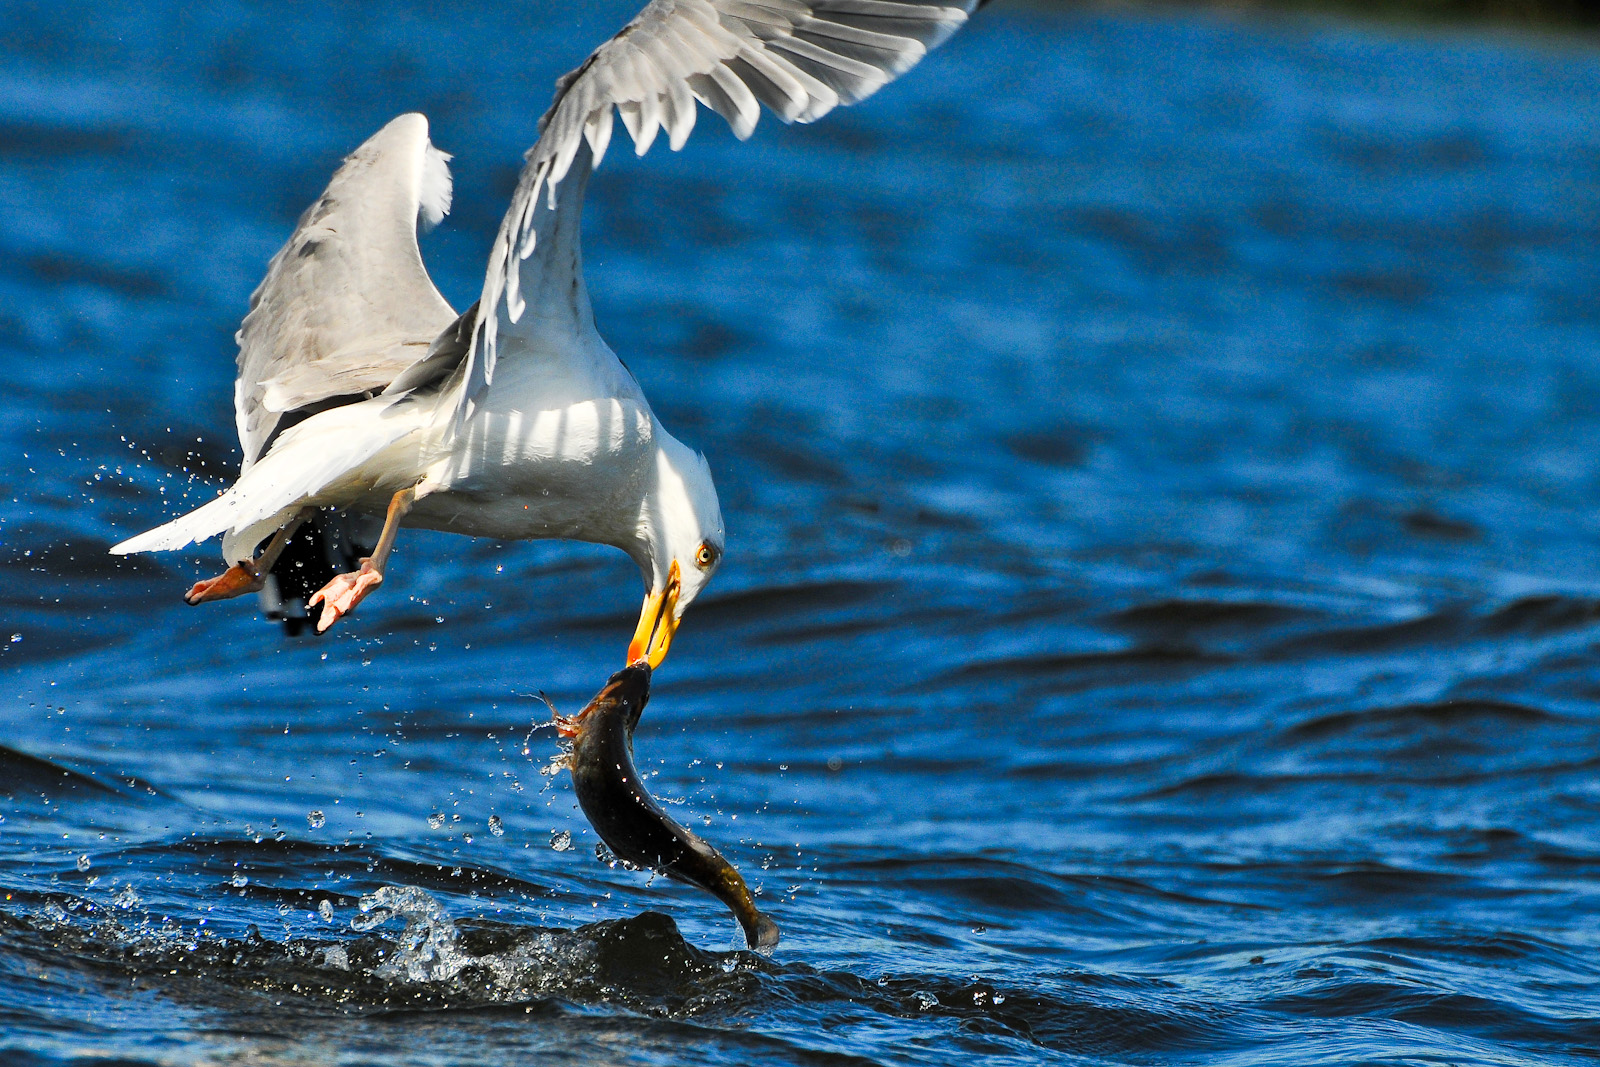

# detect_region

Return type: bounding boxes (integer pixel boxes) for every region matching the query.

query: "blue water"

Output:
[5,2,1600,1063]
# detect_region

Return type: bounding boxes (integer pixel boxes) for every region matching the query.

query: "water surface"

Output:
[4,2,1600,1064]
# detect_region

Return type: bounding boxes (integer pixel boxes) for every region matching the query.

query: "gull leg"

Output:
[185,509,314,605]
[309,486,416,633]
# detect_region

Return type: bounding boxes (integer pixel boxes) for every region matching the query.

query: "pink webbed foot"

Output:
[185,563,262,605]
[309,558,384,633]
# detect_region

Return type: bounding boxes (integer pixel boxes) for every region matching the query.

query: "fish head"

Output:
[591,662,651,733]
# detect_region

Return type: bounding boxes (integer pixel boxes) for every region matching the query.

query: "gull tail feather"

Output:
[110,395,423,558]
[111,491,255,555]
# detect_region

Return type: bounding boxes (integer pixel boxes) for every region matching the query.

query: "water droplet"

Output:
[877,974,891,986]
[913,990,938,1011]
[550,830,572,852]
[75,854,90,872]
[428,812,445,829]
[488,815,504,837]
[9,634,20,644]
[827,756,844,772]
[307,810,326,829]
[230,873,248,888]
[318,899,334,921]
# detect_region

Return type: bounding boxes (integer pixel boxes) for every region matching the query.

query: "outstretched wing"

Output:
[236,113,458,468]
[456,0,987,422]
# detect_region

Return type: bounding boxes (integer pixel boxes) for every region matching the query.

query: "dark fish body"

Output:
[566,664,780,952]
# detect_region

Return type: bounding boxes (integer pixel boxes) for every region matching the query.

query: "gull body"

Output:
[112,0,988,664]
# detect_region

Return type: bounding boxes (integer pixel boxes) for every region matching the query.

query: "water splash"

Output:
[351,885,469,983]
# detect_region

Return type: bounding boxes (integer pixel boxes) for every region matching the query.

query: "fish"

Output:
[559,664,780,952]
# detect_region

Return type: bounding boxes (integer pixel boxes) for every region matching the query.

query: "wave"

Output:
[0,743,165,803]
[1105,598,1325,642]
[1281,699,1567,742]
[931,648,1232,688]
[1267,594,1600,659]
[0,884,1234,1061]
[3,887,767,1019]
[830,854,1260,928]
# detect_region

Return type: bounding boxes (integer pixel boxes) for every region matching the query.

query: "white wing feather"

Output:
[111,395,425,557]
[455,0,983,423]
[235,113,457,468]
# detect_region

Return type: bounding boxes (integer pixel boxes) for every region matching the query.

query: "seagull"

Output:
[112,0,988,668]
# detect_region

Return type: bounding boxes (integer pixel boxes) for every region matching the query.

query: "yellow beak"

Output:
[627,560,681,669]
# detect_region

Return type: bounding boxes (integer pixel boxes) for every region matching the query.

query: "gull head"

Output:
[627,433,724,669]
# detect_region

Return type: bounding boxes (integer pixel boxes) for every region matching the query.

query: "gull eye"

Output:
[694,542,719,569]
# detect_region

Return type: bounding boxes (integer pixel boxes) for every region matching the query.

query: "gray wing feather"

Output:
[455,0,982,424]
[235,113,458,467]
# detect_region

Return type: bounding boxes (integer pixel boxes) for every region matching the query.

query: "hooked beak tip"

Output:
[628,562,682,670]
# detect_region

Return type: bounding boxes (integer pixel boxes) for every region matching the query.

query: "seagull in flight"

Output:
[113,0,988,668]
